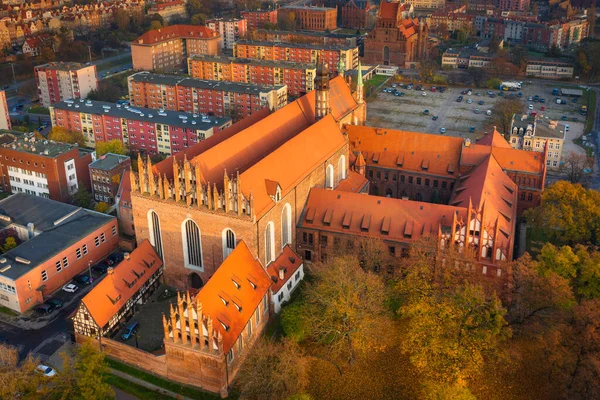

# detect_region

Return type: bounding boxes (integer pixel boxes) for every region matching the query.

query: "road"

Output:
[592,87,600,189]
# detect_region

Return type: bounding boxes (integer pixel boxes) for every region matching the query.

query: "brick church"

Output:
[363,0,429,67]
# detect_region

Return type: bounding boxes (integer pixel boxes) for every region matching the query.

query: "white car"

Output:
[37,364,56,377]
[62,283,79,293]
[421,91,426,96]
[528,104,533,110]
[565,124,569,131]
[467,99,473,104]
[440,127,446,133]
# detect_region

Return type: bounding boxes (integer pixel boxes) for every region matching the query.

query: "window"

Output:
[255,308,260,325]
[416,177,421,185]
[400,175,405,183]
[528,193,533,202]
[112,226,117,236]
[320,235,328,247]
[368,170,373,178]
[56,261,61,272]
[83,244,88,255]
[28,280,31,290]
[63,257,68,268]
[227,349,234,363]
[76,248,82,259]
[281,203,292,248]
[247,320,252,337]
[325,164,334,188]
[408,176,413,184]
[278,292,284,302]
[238,335,243,354]
[338,155,346,181]
[262,294,268,315]
[148,211,163,259]
[94,236,100,247]
[223,229,236,260]
[295,271,300,281]
[287,281,292,290]
[41,269,48,282]
[100,233,105,243]
[441,181,447,189]
[265,222,275,265]
[376,171,381,179]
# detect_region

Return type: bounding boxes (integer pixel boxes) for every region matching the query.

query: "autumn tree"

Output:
[149,20,163,30]
[491,98,524,134]
[94,202,110,213]
[96,139,127,156]
[418,59,438,82]
[236,338,308,400]
[73,184,93,208]
[467,67,487,88]
[560,151,593,183]
[1,237,17,253]
[49,126,86,146]
[0,346,50,399]
[114,9,130,31]
[525,181,600,245]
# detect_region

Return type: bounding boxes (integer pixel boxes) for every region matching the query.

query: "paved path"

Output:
[109,368,195,400]
[114,387,140,400]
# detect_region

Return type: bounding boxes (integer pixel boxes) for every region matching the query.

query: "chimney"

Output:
[278,268,285,281]
[464,138,471,147]
[27,222,34,239]
[107,267,114,275]
[124,252,130,260]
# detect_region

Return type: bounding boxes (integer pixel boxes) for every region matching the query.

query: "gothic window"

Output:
[338,155,346,182]
[281,203,292,248]
[182,219,203,271]
[148,210,163,259]
[326,164,334,188]
[222,229,236,260]
[265,221,275,265]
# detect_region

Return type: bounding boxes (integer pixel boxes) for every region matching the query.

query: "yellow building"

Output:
[509,114,566,169]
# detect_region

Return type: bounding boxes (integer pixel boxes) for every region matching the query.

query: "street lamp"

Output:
[88,260,94,286]
[87,45,92,64]
[9,63,16,85]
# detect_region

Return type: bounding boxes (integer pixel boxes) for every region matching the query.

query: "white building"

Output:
[207,18,247,50]
[0,90,10,130]
[267,245,304,313]
[35,62,98,108]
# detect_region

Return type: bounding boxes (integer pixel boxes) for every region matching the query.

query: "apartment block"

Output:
[0,130,93,201]
[35,62,98,108]
[127,72,288,120]
[278,5,337,31]
[89,153,131,205]
[0,90,10,130]
[240,9,278,31]
[233,40,359,73]
[131,25,222,72]
[404,0,445,9]
[188,55,315,97]
[207,18,247,50]
[526,59,574,79]
[50,99,232,156]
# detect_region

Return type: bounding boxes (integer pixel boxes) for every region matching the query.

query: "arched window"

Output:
[222,228,236,260]
[265,221,275,265]
[326,164,334,189]
[338,155,346,182]
[247,319,253,337]
[281,203,292,248]
[148,210,163,259]
[182,219,203,271]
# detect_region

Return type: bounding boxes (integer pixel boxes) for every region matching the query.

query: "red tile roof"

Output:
[267,245,303,293]
[81,240,163,328]
[336,170,369,193]
[117,167,131,205]
[134,24,219,45]
[379,0,400,19]
[476,129,511,148]
[194,241,271,353]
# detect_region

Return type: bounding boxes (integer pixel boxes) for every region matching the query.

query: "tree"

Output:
[418,59,437,82]
[40,45,56,63]
[538,243,579,279]
[191,13,208,25]
[151,13,165,26]
[0,345,50,399]
[114,9,130,31]
[49,126,86,146]
[236,338,308,400]
[1,237,17,253]
[491,98,523,134]
[588,4,596,37]
[149,20,163,30]
[560,151,593,184]
[467,68,487,88]
[485,77,502,89]
[94,202,110,213]
[524,181,600,245]
[96,139,127,156]
[510,46,528,72]
[73,184,93,208]
[547,44,562,58]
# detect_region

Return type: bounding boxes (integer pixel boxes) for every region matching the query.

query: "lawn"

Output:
[106,358,223,400]
[26,106,50,115]
[105,374,176,400]
[0,305,17,316]
[583,89,597,134]
[365,74,390,98]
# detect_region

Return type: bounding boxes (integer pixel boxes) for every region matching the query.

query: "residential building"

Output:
[341,0,371,29]
[0,130,93,201]
[35,62,98,108]
[526,59,574,79]
[131,25,222,72]
[0,90,11,130]
[510,114,566,170]
[404,0,445,9]
[499,0,531,11]
[255,29,362,48]
[430,6,474,32]
[363,0,428,67]
[115,167,134,237]
[241,9,278,31]
[278,5,337,31]
[187,55,317,97]
[0,193,118,313]
[127,72,288,119]
[441,48,460,68]
[233,40,359,73]
[73,240,163,338]
[50,99,232,156]
[442,47,492,68]
[147,1,187,22]
[207,18,247,50]
[89,153,131,205]
[267,245,304,313]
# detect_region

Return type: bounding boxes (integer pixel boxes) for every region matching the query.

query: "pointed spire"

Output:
[162,313,169,341]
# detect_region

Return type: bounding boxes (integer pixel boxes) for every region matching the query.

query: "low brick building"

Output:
[89,153,131,205]
[0,193,118,313]
[278,5,337,31]
[147,1,187,22]
[0,130,93,201]
[240,9,278,31]
[341,0,371,29]
[526,59,574,79]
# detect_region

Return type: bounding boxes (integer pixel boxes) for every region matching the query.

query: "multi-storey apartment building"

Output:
[0,130,93,201]
[499,0,530,11]
[131,25,222,72]
[255,29,362,48]
[526,59,574,79]
[341,0,371,29]
[0,90,11,130]
[240,9,278,31]
[278,5,337,31]
[0,193,118,313]
[147,0,187,22]
[510,114,566,170]
[188,55,316,97]
[35,62,98,108]
[233,40,359,73]
[49,99,232,156]
[127,72,288,119]
[207,18,247,50]
[89,153,131,204]
[404,0,445,9]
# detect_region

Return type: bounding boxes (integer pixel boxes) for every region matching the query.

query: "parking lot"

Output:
[367,80,589,146]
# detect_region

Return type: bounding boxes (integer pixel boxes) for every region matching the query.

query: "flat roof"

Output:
[89,153,130,171]
[560,88,583,96]
[0,193,115,281]
[282,5,336,11]
[188,55,315,70]
[129,72,286,94]
[51,99,231,131]
[257,29,360,39]
[235,39,355,51]
[35,62,88,71]
[0,130,91,158]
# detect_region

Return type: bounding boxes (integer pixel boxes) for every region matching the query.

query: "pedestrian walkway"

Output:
[109,368,196,400]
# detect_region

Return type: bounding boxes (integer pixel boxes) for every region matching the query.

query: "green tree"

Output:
[73,184,93,208]
[538,243,579,279]
[191,13,208,25]
[94,202,110,213]
[48,126,86,146]
[149,20,163,30]
[418,59,438,82]
[485,77,502,89]
[95,139,127,156]
[1,237,17,253]
[491,98,524,134]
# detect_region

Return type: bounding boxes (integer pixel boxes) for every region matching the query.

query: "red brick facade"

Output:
[240,9,278,31]
[278,6,337,31]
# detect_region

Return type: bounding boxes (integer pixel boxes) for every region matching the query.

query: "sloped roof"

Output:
[117,167,131,205]
[379,0,400,19]
[461,143,545,174]
[476,129,511,148]
[195,241,271,354]
[336,170,369,193]
[267,245,303,293]
[300,188,467,243]
[133,24,219,45]
[347,125,464,177]
[81,240,163,328]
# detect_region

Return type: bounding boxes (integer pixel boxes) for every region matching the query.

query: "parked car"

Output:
[432,115,438,120]
[35,304,54,315]
[534,95,540,101]
[92,263,109,274]
[440,127,446,133]
[474,108,480,114]
[561,115,568,121]
[572,98,578,103]
[122,321,139,340]
[528,104,533,110]
[467,90,472,95]
[421,91,427,96]
[469,126,476,133]
[541,106,546,111]
[37,365,56,377]
[62,283,79,293]
[478,100,484,105]
[466,99,473,104]
[528,96,534,101]
[109,252,125,263]
[73,275,91,285]
[391,83,397,88]
[565,124,569,131]
[475,92,481,96]
[486,110,492,116]
[45,298,63,309]
[517,92,523,97]
[540,98,545,103]
[487,90,493,95]
[561,99,567,104]
[423,109,429,115]
[552,88,559,95]
[556,98,562,104]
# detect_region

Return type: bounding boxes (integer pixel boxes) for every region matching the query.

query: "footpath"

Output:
[109,368,195,400]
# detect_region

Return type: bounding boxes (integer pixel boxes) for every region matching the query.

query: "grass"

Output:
[106,358,222,400]
[583,89,597,134]
[574,136,594,158]
[26,106,50,115]
[105,374,177,400]
[0,305,17,316]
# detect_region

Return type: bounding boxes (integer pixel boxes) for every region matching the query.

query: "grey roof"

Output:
[89,153,130,171]
[188,55,316,70]
[560,88,583,96]
[256,29,361,39]
[35,62,89,72]
[129,72,286,95]
[235,39,356,51]
[535,119,566,140]
[0,193,115,281]
[51,99,231,131]
[0,130,93,158]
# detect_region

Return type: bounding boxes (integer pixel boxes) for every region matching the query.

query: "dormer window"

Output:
[219,295,229,306]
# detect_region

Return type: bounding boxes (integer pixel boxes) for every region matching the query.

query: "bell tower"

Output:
[315,52,330,121]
